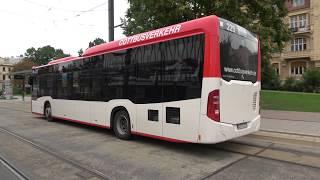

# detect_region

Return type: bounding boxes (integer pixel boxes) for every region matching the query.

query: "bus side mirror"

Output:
[28,76,33,85]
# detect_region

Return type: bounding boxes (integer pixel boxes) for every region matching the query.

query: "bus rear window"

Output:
[219,29,258,83]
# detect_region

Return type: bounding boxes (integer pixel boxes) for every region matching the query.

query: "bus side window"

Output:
[162,34,204,102]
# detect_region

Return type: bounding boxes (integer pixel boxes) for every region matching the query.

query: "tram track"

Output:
[0,127,110,180]
[0,155,30,180]
[210,141,320,168]
[201,139,320,179]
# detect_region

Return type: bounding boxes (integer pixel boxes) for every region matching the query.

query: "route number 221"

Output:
[226,23,236,33]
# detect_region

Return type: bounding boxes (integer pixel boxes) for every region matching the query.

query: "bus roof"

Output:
[82,15,219,57]
[47,56,79,65]
[33,56,81,69]
[34,15,236,69]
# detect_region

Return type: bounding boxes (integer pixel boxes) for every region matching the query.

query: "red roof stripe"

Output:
[83,15,219,57]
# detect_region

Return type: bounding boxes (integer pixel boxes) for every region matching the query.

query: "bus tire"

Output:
[113,110,131,140]
[44,102,53,121]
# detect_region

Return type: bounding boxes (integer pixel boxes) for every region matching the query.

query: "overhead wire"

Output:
[1,0,110,28]
[23,0,108,13]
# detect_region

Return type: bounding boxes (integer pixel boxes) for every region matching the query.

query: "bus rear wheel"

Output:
[44,103,53,121]
[113,110,131,140]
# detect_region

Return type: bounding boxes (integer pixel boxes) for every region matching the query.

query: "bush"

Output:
[282,77,295,90]
[302,68,320,92]
[13,87,23,95]
[282,77,303,92]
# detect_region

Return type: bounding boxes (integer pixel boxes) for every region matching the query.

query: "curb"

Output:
[254,130,320,143]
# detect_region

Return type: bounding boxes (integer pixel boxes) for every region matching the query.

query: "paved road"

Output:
[0,99,320,179]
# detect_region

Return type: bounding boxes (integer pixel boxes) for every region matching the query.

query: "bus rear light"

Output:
[207,89,220,122]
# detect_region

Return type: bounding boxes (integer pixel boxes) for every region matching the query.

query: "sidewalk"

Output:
[0,96,31,102]
[260,110,320,137]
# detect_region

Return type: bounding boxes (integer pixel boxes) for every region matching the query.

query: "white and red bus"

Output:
[31,15,261,144]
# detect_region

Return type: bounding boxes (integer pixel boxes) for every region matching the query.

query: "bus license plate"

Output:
[237,123,247,130]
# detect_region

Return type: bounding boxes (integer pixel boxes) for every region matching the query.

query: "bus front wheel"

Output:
[113,110,131,140]
[44,102,53,121]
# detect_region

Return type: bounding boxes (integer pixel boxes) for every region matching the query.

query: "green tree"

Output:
[121,0,291,88]
[25,47,36,60]
[24,45,69,65]
[262,62,280,90]
[78,48,84,56]
[88,38,106,48]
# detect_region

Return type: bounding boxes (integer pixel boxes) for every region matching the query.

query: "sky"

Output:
[0,0,129,58]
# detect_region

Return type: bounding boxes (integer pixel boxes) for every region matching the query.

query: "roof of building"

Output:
[0,57,14,66]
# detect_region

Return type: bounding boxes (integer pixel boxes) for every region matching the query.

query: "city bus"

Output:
[30,15,261,144]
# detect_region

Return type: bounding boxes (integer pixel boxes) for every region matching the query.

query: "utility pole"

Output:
[108,0,114,42]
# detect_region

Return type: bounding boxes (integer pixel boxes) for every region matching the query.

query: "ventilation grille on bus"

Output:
[252,92,258,111]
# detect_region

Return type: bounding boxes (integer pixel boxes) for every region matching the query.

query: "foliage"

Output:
[24,45,70,65]
[12,58,36,72]
[13,86,23,95]
[78,48,84,56]
[261,61,280,90]
[88,38,106,48]
[302,68,320,92]
[261,90,320,112]
[282,77,296,91]
[121,0,291,88]
[279,69,320,93]
[281,77,303,92]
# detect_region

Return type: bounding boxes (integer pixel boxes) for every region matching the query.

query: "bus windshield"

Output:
[219,18,258,83]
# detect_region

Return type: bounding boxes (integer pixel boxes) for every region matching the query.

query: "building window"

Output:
[2,75,5,80]
[290,14,307,29]
[292,0,305,7]
[2,67,5,72]
[291,37,306,51]
[291,61,306,75]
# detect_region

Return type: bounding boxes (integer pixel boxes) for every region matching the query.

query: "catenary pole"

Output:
[108,0,114,42]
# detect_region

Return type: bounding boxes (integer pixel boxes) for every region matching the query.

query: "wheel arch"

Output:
[110,106,129,129]
[43,100,51,114]
[106,100,136,131]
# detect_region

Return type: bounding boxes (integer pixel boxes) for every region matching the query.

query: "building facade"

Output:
[271,0,320,80]
[0,57,14,89]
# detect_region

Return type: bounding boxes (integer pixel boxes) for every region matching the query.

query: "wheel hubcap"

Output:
[45,107,51,117]
[117,115,128,134]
